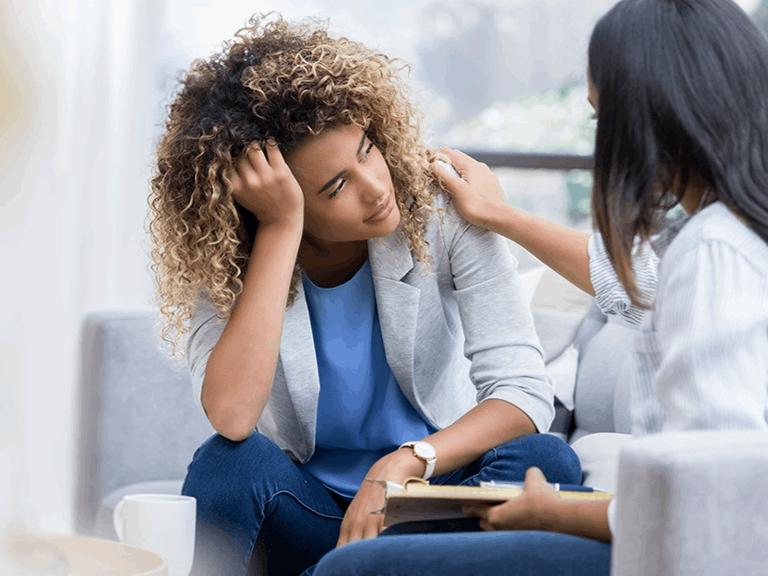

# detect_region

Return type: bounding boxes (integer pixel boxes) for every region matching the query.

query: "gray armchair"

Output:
[612,430,768,575]
[75,309,213,539]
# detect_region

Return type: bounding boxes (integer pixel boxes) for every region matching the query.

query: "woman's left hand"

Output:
[336,450,424,547]
[463,467,564,532]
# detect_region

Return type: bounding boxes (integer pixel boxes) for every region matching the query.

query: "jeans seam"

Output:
[242,488,345,573]
[263,489,346,522]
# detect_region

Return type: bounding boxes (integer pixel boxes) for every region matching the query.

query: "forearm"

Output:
[485,205,594,297]
[394,399,537,479]
[202,220,303,440]
[548,499,612,543]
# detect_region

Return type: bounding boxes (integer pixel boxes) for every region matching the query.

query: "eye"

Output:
[590,113,598,121]
[329,179,346,199]
[361,141,375,161]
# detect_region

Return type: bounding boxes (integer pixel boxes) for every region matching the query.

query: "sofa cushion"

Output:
[523,267,593,363]
[569,302,638,442]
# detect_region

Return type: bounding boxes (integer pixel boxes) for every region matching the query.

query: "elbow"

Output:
[202,394,261,442]
[200,371,272,441]
[206,408,258,442]
[216,421,256,442]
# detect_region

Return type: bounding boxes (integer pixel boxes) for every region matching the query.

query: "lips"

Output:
[366,193,396,222]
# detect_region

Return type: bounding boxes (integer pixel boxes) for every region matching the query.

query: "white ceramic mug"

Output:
[113,494,196,576]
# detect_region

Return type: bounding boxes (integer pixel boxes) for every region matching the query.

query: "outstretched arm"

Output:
[464,467,613,543]
[431,147,594,297]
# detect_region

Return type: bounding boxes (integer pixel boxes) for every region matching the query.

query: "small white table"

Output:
[4,531,167,575]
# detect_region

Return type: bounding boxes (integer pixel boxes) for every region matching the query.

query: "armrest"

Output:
[611,430,768,576]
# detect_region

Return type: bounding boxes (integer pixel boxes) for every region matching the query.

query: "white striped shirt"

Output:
[588,232,660,326]
[588,202,768,437]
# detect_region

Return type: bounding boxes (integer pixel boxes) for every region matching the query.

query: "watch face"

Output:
[414,442,436,460]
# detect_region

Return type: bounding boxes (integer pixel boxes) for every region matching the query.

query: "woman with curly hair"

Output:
[313,0,768,574]
[149,14,580,576]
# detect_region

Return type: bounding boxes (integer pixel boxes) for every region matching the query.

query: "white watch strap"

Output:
[399,441,437,480]
[422,455,436,480]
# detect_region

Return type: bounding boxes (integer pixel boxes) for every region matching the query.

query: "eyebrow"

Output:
[317,132,369,195]
[356,131,367,155]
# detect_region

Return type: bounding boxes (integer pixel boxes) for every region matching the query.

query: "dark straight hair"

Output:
[588,0,768,304]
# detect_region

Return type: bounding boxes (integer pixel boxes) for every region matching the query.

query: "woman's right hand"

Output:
[230,141,305,226]
[430,147,509,230]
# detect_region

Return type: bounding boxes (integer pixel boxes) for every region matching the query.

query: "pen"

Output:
[479,481,601,493]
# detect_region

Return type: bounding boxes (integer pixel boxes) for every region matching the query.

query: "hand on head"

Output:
[230,141,305,226]
[430,148,508,229]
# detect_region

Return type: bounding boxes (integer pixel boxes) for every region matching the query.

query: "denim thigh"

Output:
[182,432,345,576]
[429,432,582,488]
[311,530,611,576]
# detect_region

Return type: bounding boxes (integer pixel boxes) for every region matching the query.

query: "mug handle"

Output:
[112,499,125,542]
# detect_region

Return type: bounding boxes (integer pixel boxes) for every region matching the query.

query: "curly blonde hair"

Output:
[149,14,437,355]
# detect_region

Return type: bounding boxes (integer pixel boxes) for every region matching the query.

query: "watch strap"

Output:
[399,441,437,480]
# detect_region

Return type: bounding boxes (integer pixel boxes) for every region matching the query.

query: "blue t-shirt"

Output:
[298,259,436,499]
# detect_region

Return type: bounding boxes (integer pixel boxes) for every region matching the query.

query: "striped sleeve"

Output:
[588,233,659,326]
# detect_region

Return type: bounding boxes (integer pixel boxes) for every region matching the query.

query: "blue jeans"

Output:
[311,531,611,576]
[181,432,581,576]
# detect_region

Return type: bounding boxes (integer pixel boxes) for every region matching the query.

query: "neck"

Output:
[300,236,369,288]
[676,171,709,215]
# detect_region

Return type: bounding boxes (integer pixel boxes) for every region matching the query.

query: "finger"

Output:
[342,526,364,546]
[430,161,452,182]
[431,162,468,194]
[262,141,287,169]
[438,147,478,173]
[462,504,489,519]
[245,143,270,171]
[335,517,351,548]
[477,518,496,532]
[234,149,258,181]
[229,168,243,196]
[525,466,547,488]
[362,521,382,541]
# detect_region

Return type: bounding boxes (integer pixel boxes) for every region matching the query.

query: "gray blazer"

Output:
[187,196,554,462]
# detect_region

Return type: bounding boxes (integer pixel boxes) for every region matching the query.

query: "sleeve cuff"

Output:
[588,233,652,326]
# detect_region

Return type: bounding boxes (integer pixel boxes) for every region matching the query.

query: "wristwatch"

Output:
[399,441,437,480]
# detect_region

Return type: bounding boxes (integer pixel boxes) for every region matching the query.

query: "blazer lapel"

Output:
[369,228,421,403]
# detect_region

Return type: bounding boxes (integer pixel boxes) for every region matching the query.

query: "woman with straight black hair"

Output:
[312,0,768,574]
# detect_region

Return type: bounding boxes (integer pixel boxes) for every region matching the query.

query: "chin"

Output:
[379,208,402,236]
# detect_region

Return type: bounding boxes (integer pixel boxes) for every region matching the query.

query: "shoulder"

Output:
[424,189,463,237]
[663,202,768,277]
[424,189,504,253]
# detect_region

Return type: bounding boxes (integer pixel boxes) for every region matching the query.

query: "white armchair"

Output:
[611,430,768,575]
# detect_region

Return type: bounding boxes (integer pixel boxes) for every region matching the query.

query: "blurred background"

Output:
[1,0,764,538]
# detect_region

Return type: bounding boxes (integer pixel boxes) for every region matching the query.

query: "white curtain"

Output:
[1,0,162,535]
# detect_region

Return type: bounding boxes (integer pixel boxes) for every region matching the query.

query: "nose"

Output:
[360,166,389,203]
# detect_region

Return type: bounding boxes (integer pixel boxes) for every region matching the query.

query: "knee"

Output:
[497,433,582,485]
[183,431,290,496]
